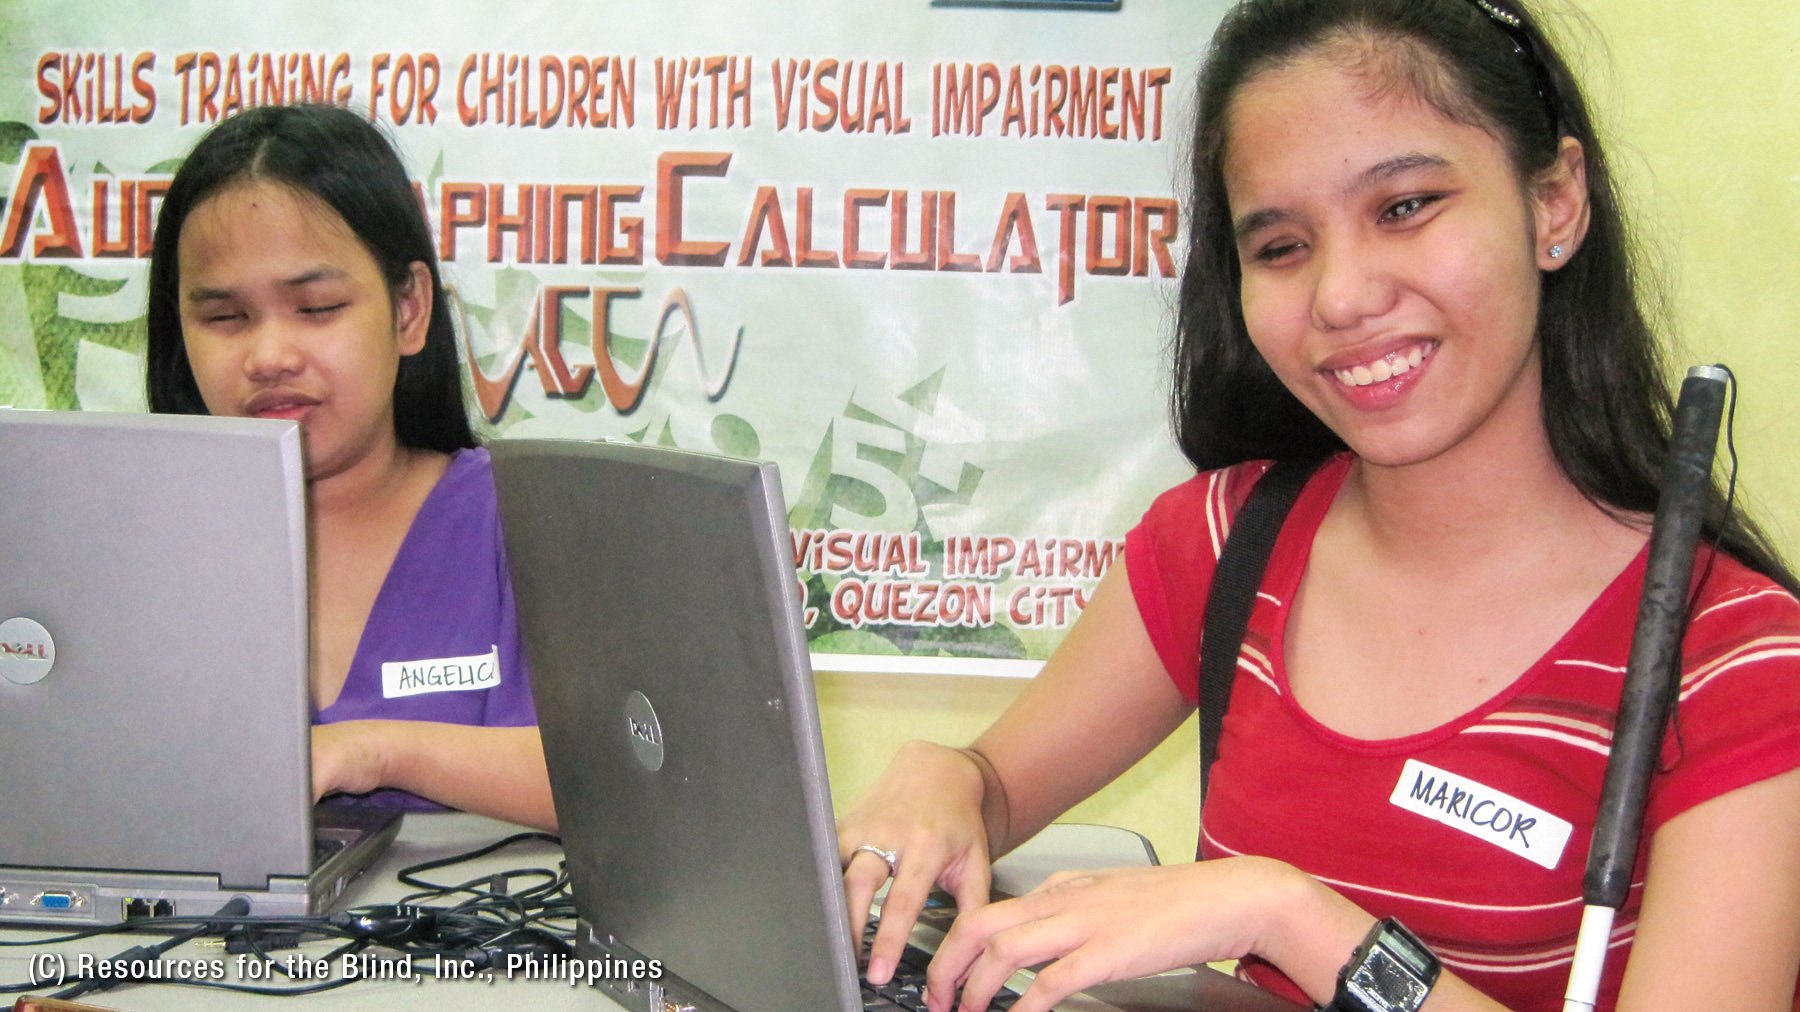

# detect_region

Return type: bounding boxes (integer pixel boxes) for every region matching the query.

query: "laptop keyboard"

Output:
[312,835,346,869]
[861,926,1020,1011]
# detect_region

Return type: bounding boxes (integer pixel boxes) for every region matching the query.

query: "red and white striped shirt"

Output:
[1125,454,1800,1010]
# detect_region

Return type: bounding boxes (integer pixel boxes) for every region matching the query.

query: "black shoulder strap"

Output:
[1198,457,1325,802]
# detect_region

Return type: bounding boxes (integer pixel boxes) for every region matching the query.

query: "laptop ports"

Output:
[122,897,175,920]
[33,891,80,912]
[0,883,94,916]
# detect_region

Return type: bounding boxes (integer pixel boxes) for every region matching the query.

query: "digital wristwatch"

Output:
[1321,917,1441,1012]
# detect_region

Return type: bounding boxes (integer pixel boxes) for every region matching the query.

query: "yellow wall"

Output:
[816,0,1800,866]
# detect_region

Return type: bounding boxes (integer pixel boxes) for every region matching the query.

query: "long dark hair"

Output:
[145,103,476,454]
[1172,0,1796,592]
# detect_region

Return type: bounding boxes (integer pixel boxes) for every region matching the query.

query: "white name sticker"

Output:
[1389,759,1573,871]
[381,645,502,699]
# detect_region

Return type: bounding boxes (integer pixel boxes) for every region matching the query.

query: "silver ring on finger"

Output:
[854,843,900,877]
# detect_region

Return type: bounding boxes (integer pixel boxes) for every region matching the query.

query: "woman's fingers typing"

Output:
[838,740,996,985]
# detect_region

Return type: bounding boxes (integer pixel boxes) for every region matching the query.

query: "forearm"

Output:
[967,712,1180,858]
[1252,863,1507,1011]
[967,562,1194,856]
[369,721,557,831]
[956,745,1014,857]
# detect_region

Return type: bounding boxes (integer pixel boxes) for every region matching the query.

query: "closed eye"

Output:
[300,303,349,316]
[1252,240,1305,264]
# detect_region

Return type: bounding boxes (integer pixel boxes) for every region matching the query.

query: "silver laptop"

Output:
[0,409,400,928]
[492,437,1300,1012]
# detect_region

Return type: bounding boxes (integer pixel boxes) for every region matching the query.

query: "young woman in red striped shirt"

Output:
[838,2,1800,1009]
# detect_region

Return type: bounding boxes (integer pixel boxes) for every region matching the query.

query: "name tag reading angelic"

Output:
[382,646,502,699]
[1389,759,1573,871]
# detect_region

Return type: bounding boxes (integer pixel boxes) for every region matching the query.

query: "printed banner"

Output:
[0,1,1221,675]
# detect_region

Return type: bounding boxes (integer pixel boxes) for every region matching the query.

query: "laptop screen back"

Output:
[492,438,861,1012]
[0,410,314,887]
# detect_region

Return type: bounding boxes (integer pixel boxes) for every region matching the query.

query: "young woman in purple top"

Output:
[143,104,555,831]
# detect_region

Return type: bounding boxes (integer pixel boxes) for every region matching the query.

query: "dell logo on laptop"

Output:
[0,617,56,686]
[629,717,660,745]
[624,690,665,772]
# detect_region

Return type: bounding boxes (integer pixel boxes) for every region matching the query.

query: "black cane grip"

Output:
[1583,366,1728,907]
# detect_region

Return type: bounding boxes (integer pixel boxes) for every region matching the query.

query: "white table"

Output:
[2,813,609,1011]
[2,815,1297,1011]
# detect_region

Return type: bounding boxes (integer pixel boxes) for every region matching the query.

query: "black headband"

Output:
[1465,0,1563,134]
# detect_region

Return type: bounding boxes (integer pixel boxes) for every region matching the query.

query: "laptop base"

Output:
[0,807,401,929]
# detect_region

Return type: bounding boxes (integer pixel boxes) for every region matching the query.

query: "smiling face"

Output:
[176,179,430,481]
[1223,48,1576,470]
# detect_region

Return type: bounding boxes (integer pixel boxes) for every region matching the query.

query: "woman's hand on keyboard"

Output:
[922,856,1373,1012]
[839,740,997,988]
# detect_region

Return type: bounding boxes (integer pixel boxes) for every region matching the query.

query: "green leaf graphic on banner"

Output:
[0,268,41,408]
[789,368,1027,661]
[711,413,759,458]
[810,630,902,656]
[1,124,163,411]
[0,121,40,162]
[791,369,978,530]
[19,264,143,411]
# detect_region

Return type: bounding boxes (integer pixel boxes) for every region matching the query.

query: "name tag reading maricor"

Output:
[381,645,502,699]
[1388,759,1573,871]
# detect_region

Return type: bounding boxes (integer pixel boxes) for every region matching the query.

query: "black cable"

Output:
[393,831,561,892]
[386,832,575,948]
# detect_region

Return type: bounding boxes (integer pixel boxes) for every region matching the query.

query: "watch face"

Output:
[1381,924,1438,976]
[1347,950,1431,1011]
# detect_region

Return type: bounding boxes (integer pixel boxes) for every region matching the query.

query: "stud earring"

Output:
[1548,244,1564,260]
